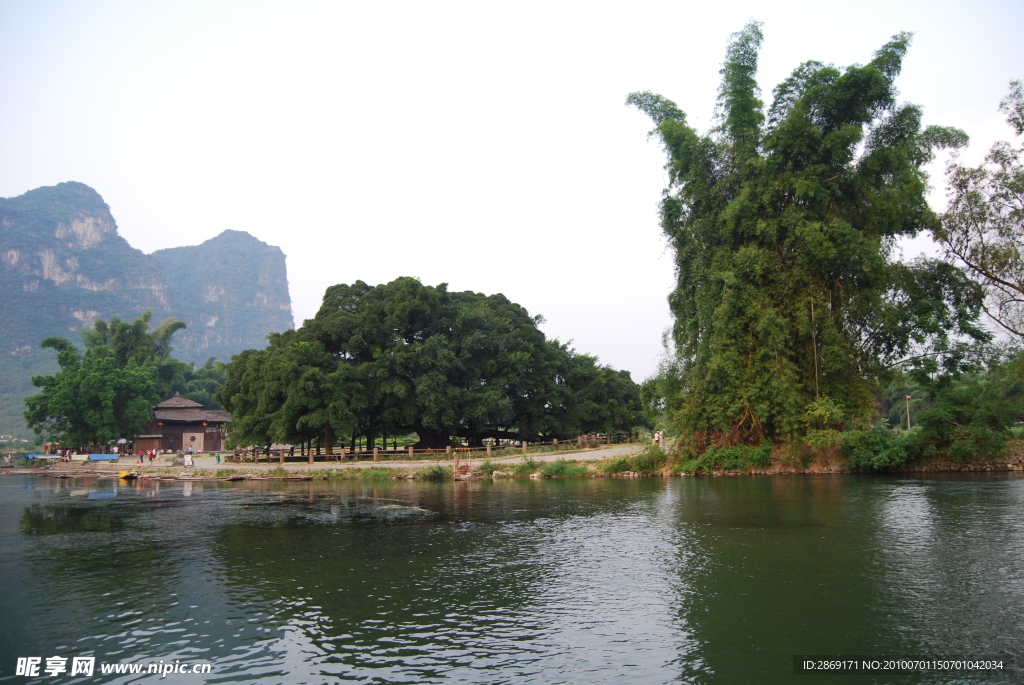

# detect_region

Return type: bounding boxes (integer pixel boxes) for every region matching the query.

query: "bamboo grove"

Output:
[629,23,990,449]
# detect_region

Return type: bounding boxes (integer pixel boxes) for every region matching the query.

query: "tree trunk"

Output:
[413,426,452,449]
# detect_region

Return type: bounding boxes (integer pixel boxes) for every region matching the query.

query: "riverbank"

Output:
[6,444,645,481]
[9,440,1024,481]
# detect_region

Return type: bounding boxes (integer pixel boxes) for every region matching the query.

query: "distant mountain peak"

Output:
[0,182,295,437]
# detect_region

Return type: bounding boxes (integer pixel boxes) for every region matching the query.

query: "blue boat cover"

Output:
[87,454,119,461]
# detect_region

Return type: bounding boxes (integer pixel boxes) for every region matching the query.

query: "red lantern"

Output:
[202,422,208,427]
[157,422,163,427]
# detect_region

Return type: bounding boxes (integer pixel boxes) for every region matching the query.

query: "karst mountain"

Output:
[0,181,293,437]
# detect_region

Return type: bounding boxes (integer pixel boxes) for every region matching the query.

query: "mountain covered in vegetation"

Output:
[0,181,293,437]
[150,230,293,364]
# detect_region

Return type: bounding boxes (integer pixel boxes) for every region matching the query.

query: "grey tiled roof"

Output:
[155,393,205,409]
[154,409,231,423]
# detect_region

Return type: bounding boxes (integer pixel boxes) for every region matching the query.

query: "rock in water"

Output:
[354,504,434,522]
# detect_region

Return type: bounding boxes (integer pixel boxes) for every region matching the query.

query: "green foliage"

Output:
[267,466,289,478]
[600,445,668,474]
[307,468,406,481]
[629,445,667,474]
[361,469,396,481]
[548,346,645,437]
[421,465,449,481]
[21,312,226,448]
[600,456,633,474]
[938,81,1024,339]
[841,424,913,469]
[629,24,986,447]
[916,377,1011,461]
[218,277,645,450]
[800,397,844,448]
[23,323,162,448]
[0,347,59,439]
[0,182,288,438]
[842,371,1013,468]
[673,442,772,474]
[76,310,189,399]
[478,460,497,475]
[703,443,772,469]
[512,457,538,475]
[541,459,589,478]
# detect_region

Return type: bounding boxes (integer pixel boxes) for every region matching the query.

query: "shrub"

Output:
[267,466,289,478]
[599,446,667,474]
[478,460,497,475]
[673,458,703,475]
[421,465,449,481]
[670,441,772,474]
[701,442,772,469]
[916,380,1010,461]
[362,469,396,480]
[804,429,842,450]
[541,459,588,477]
[840,424,913,470]
[600,456,633,474]
[630,445,666,474]
[215,469,234,478]
[512,457,538,476]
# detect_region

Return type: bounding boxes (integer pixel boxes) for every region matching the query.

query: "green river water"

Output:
[0,473,1022,684]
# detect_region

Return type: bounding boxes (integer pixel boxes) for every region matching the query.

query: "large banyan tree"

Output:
[216,277,644,450]
[629,23,988,448]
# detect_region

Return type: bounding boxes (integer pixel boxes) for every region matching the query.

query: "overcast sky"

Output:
[1,0,1021,380]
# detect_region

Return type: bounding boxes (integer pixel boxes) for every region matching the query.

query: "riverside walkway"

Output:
[28,444,648,478]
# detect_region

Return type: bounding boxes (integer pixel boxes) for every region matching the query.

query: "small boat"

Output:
[118,470,141,480]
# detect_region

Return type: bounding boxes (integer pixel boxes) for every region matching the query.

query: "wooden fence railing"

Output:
[229,434,634,464]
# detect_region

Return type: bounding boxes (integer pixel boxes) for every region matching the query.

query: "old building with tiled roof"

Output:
[137,392,230,453]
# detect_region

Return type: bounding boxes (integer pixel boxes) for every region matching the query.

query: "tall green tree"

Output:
[20,312,226,449]
[24,322,167,449]
[937,81,1024,338]
[215,346,277,449]
[218,277,646,449]
[629,23,986,448]
[79,310,187,396]
[548,345,644,436]
[177,357,228,409]
[306,277,560,447]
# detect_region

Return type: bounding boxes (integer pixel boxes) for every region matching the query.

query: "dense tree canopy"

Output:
[23,338,157,449]
[629,23,987,448]
[216,278,644,449]
[24,312,226,448]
